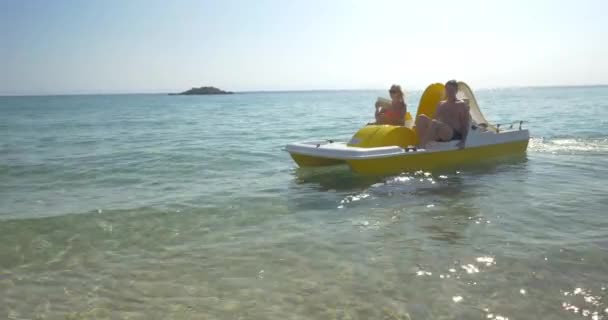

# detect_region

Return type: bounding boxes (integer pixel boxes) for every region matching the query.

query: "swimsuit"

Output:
[383,109,401,121]
[380,102,406,123]
[451,130,463,141]
[439,127,462,141]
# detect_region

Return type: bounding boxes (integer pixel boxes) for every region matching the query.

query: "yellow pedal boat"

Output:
[286,81,529,175]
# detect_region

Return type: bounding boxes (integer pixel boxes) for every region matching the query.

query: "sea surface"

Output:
[1,87,607,319]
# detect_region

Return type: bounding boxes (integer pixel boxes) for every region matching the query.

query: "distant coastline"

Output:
[2,84,608,97]
[169,86,233,95]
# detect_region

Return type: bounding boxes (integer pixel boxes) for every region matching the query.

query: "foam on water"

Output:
[530,137,608,154]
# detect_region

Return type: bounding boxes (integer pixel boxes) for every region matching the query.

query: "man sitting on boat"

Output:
[415,80,470,149]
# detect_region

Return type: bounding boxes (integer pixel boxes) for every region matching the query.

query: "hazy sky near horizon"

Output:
[1,0,607,94]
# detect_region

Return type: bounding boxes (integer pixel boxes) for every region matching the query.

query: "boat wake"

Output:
[529,137,608,154]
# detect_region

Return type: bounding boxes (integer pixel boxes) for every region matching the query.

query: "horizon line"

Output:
[1,83,607,97]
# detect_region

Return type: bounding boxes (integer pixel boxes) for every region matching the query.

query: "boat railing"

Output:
[493,120,527,132]
[474,121,527,133]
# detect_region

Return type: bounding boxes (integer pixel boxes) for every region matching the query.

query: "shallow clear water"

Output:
[1,87,607,319]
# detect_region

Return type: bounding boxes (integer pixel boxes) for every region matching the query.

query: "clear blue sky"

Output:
[1,0,606,94]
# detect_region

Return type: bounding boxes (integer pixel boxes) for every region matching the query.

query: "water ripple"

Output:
[1,89,608,319]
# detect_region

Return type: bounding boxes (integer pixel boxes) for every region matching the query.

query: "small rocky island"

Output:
[170,86,233,95]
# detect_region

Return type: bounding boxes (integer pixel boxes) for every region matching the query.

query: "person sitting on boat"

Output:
[370,84,407,126]
[415,80,470,149]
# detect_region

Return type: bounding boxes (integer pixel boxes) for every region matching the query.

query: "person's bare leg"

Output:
[434,121,453,142]
[390,117,405,126]
[421,120,453,148]
[415,115,431,146]
[421,120,438,148]
[374,109,391,125]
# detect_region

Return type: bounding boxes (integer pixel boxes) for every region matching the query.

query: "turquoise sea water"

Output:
[1,87,608,319]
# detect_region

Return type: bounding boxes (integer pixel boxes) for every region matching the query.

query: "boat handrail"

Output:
[493,120,527,132]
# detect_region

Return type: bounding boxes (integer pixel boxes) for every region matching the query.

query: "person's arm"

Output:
[399,102,407,126]
[393,100,407,119]
[371,99,389,125]
[457,103,470,148]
